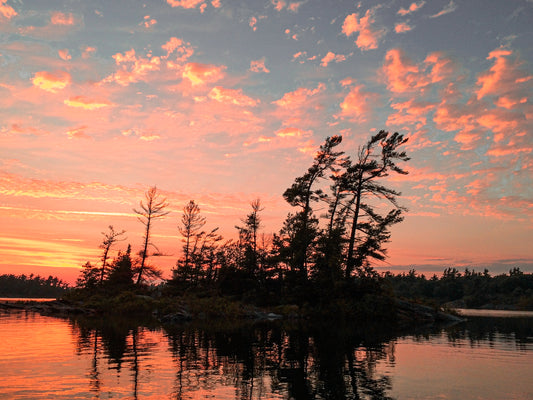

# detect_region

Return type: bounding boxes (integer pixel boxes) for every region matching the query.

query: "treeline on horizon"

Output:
[0,273,68,298]
[73,131,411,313]
[385,267,533,310]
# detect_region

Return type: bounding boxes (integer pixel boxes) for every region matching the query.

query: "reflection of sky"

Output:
[1,0,532,281]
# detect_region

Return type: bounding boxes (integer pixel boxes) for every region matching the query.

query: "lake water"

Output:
[0,309,532,400]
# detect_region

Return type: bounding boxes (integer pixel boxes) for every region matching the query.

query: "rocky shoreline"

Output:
[1,296,464,327]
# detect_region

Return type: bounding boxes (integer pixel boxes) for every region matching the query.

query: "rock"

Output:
[160,308,192,323]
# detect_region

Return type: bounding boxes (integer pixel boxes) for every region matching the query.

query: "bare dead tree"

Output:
[133,186,169,285]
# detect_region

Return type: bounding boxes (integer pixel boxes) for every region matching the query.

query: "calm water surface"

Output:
[0,309,532,400]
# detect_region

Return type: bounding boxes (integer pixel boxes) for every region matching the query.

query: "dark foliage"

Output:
[0,273,68,298]
[71,132,412,319]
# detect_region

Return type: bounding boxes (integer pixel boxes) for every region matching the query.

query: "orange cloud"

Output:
[382,48,429,93]
[32,70,71,93]
[337,84,378,122]
[395,22,412,33]
[476,48,532,102]
[121,128,161,141]
[430,1,457,18]
[249,16,257,31]
[50,11,76,25]
[64,96,113,110]
[271,0,302,12]
[167,0,205,8]
[142,15,157,28]
[104,49,161,86]
[424,52,457,84]
[208,86,259,107]
[162,38,194,66]
[320,52,346,67]
[182,62,226,86]
[250,58,270,73]
[66,126,90,139]
[398,1,425,16]
[342,7,386,50]
[58,49,71,60]
[273,83,325,108]
[495,96,527,109]
[0,0,17,19]
[387,99,434,130]
[275,127,311,138]
[4,123,49,136]
[82,46,96,59]
[271,0,286,11]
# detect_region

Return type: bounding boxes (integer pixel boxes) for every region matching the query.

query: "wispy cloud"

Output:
[430,1,457,18]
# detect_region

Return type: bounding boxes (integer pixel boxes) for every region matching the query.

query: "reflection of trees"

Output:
[70,316,159,399]
[165,321,397,400]
[69,315,398,399]
[445,317,533,351]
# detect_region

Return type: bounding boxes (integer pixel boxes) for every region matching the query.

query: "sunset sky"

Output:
[1,0,532,284]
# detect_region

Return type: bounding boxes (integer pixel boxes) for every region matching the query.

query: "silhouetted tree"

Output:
[99,225,126,284]
[133,186,169,285]
[235,199,264,277]
[281,135,344,279]
[106,245,135,288]
[76,261,100,290]
[343,131,409,278]
[178,200,206,273]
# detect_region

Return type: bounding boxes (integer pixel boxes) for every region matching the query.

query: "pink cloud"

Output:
[0,0,17,19]
[182,62,226,86]
[211,0,221,8]
[32,70,71,93]
[395,22,412,33]
[342,7,386,50]
[250,58,270,73]
[50,11,76,25]
[337,83,378,122]
[273,83,325,108]
[320,52,346,67]
[208,86,259,107]
[398,1,425,16]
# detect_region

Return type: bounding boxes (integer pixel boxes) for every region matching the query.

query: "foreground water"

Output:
[0,309,532,400]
